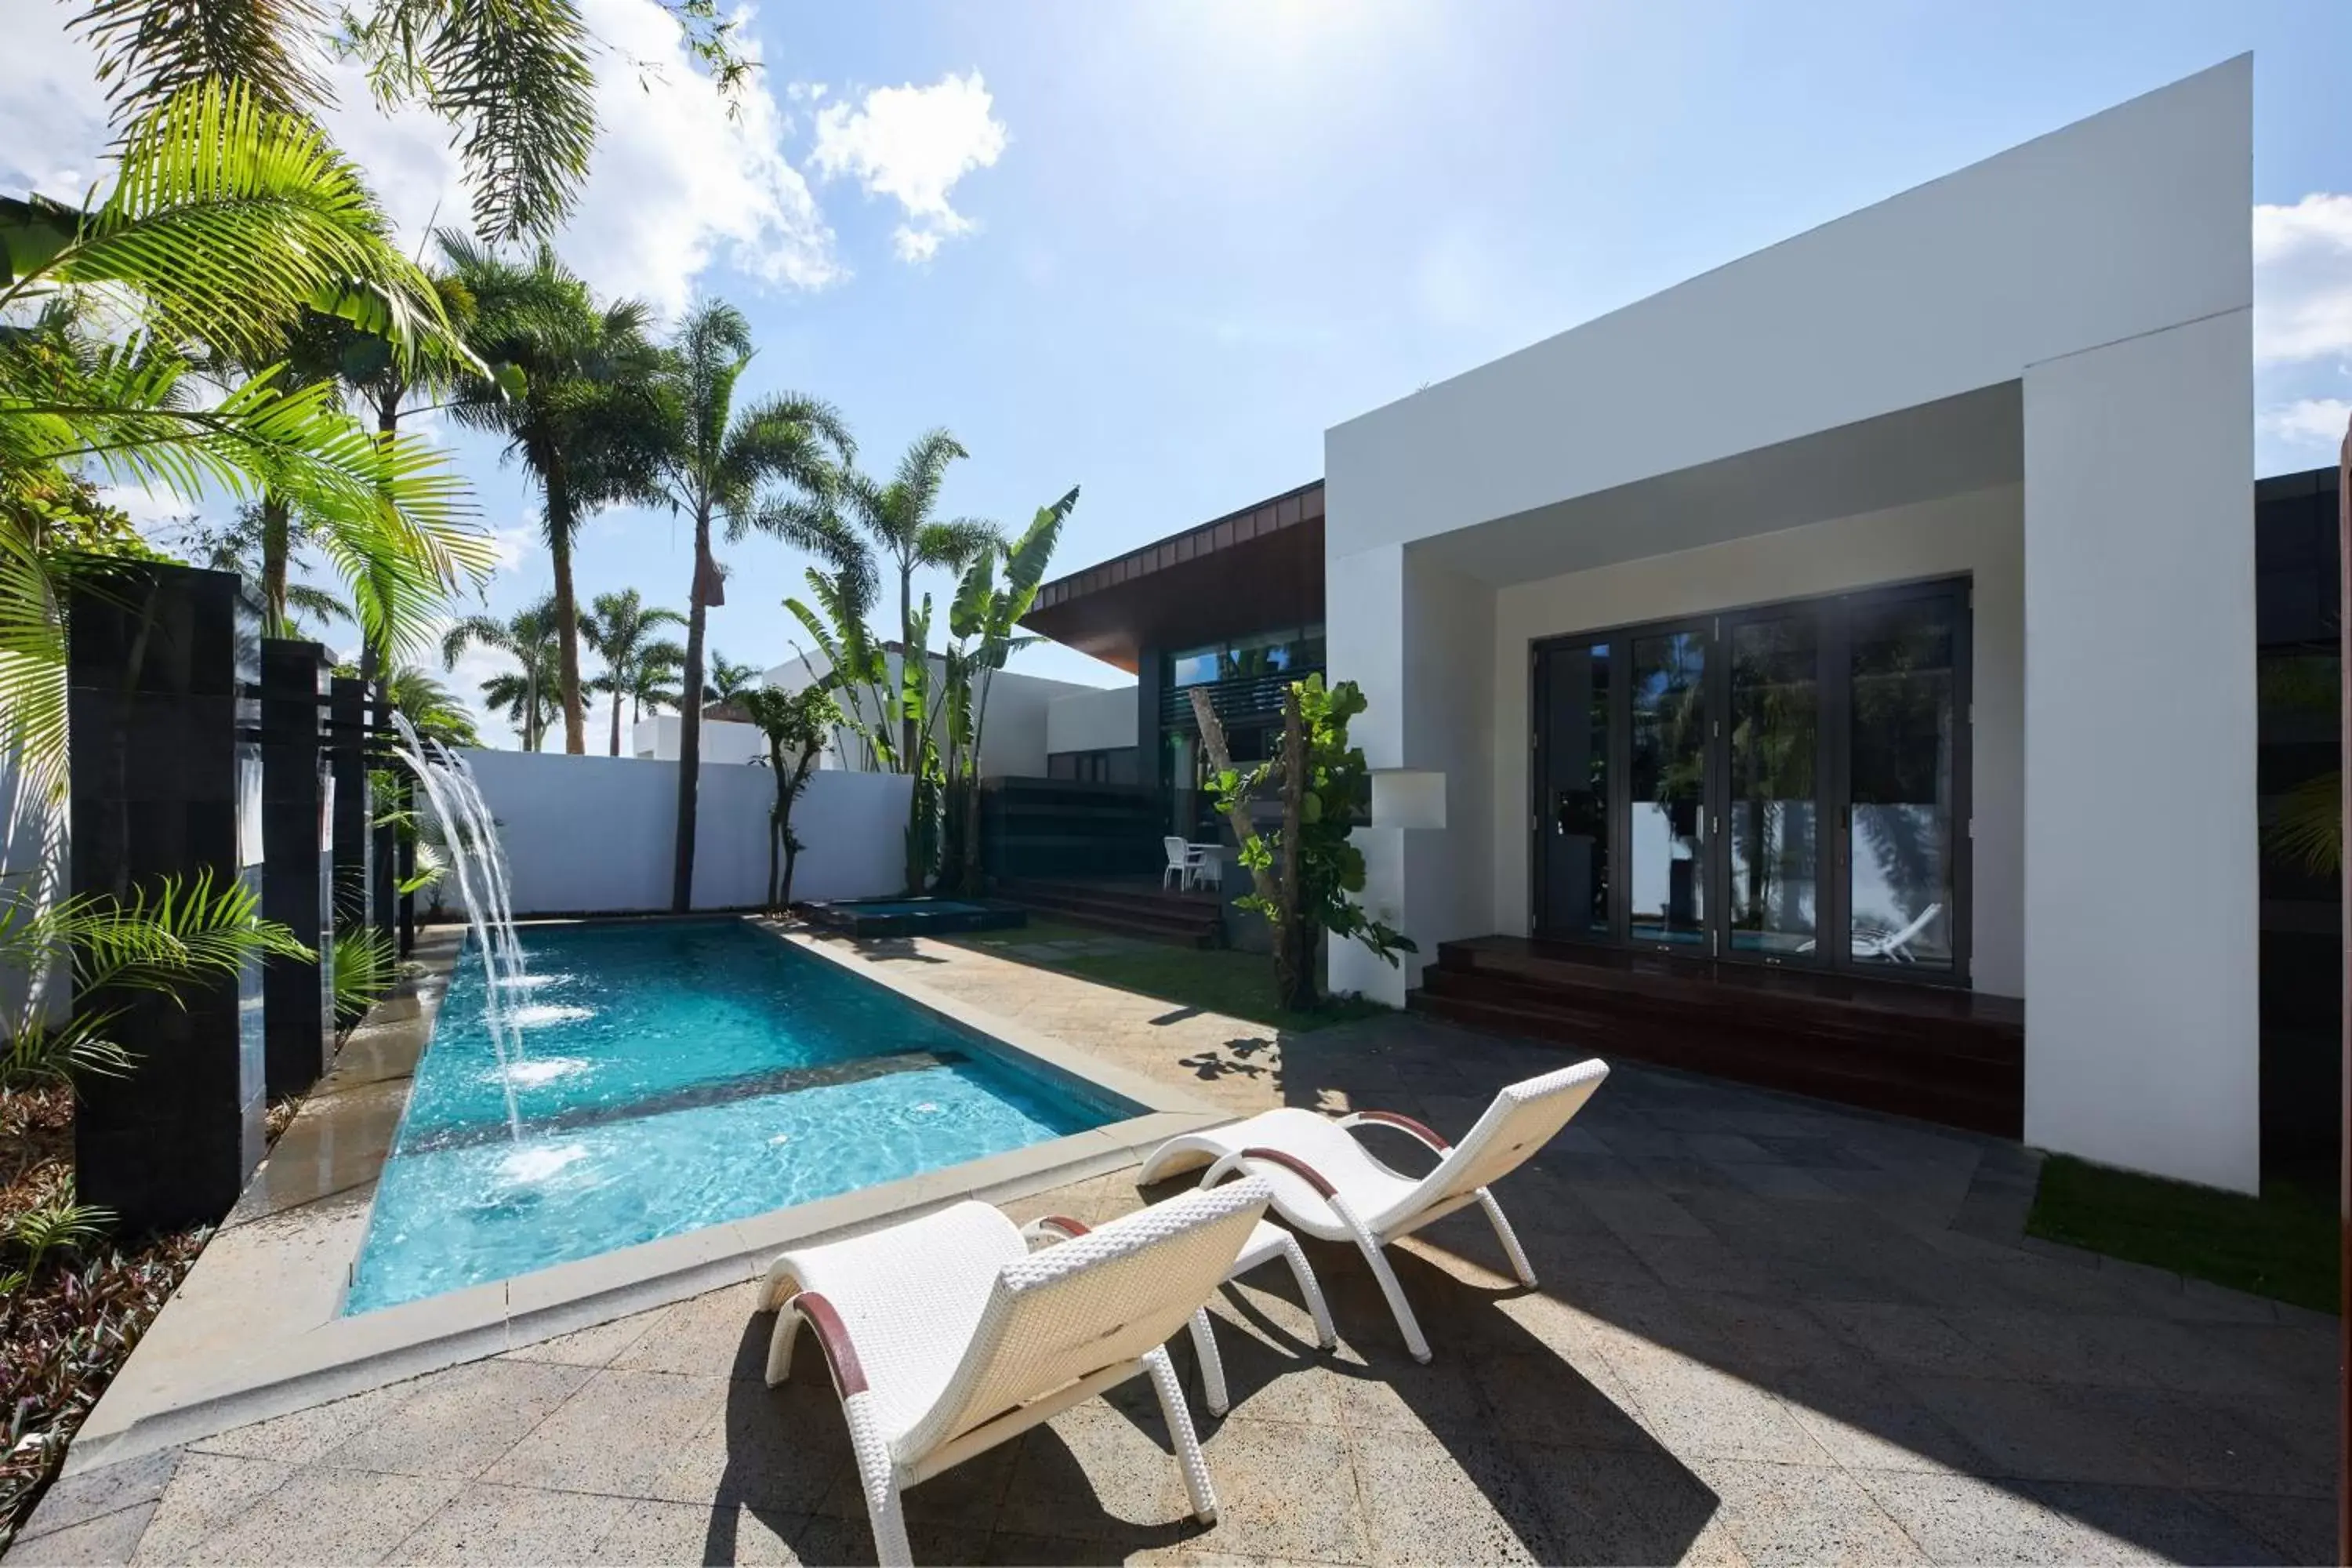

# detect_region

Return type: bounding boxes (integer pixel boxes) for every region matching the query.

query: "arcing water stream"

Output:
[389,714,526,1140]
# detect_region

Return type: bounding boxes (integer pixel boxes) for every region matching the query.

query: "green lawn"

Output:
[2024,1154,2340,1314]
[958,920,1388,1033]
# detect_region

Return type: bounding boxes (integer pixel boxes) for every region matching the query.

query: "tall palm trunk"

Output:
[897,562,917,768]
[545,481,588,755]
[608,684,623,756]
[671,505,714,911]
[358,387,402,687]
[259,494,290,631]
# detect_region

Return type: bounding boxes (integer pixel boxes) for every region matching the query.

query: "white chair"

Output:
[1187,844,1225,892]
[756,1179,1272,1567]
[1797,900,1944,960]
[1162,835,1201,889]
[1138,1062,1609,1363]
[1033,1211,1334,1417]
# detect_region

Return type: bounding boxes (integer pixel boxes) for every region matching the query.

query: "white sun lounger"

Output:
[1137,1061,1610,1363]
[755,1178,1272,1567]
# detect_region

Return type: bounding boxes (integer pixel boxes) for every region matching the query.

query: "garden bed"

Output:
[0,1086,206,1551]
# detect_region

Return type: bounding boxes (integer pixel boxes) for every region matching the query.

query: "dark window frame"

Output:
[1530,575,1973,987]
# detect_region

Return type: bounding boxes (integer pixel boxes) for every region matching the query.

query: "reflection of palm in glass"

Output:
[1631,633,1706,939]
[1849,601,1955,964]
[1730,616,1817,949]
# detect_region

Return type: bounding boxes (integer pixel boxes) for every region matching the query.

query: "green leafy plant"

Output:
[739,684,841,912]
[330,926,398,1029]
[1194,676,1414,1013]
[936,487,1077,895]
[1,871,314,1094]
[1,82,499,793]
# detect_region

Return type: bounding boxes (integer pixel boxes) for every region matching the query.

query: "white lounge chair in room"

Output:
[1030,1207,1336,1418]
[1162,835,1202,889]
[1137,1061,1610,1363]
[755,1179,1272,1568]
[1795,900,1944,961]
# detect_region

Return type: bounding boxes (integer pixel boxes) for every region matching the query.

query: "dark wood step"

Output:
[1408,989,2020,1138]
[1414,967,2021,1102]
[1410,935,2023,1139]
[991,880,1222,949]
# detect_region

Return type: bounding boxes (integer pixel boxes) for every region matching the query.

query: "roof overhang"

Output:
[1021,481,1324,673]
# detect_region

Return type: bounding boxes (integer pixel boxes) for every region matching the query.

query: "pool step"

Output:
[403,1050,963,1154]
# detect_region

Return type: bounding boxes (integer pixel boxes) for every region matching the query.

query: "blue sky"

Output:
[16,0,2352,743]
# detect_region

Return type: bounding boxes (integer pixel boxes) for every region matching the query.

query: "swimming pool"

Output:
[345,920,1119,1314]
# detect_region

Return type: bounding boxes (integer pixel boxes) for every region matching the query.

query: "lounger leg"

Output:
[1187,1307,1231,1417]
[844,1392,913,1567]
[1277,1233,1338,1349]
[764,1308,802,1388]
[1349,1231,1432,1364]
[1145,1345,1220,1526]
[1476,1187,1538,1287]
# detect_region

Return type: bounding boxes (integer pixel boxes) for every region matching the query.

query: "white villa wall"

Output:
[1320,59,2257,1188]
[456,750,911,914]
[1046,684,1138,755]
[2020,310,2258,1190]
[630,714,764,764]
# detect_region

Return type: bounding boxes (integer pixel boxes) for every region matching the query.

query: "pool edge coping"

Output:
[61,916,1236,1478]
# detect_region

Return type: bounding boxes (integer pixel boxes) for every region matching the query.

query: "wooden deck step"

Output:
[1409,936,2024,1138]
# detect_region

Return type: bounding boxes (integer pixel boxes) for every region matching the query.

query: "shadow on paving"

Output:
[1255,1016,2342,1566]
[681,1012,2335,1566]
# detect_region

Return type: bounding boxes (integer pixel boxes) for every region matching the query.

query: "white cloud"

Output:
[6,0,840,322]
[2261,397,2352,452]
[808,71,1007,264]
[2253,194,2352,366]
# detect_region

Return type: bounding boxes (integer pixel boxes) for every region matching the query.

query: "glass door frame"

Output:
[1527,575,1974,985]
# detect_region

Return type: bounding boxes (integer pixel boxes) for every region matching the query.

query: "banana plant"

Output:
[935,487,1079,894]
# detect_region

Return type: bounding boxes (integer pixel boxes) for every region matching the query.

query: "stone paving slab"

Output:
[8,935,2340,1566]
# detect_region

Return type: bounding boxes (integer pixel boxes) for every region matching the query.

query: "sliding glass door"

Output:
[1628,630,1708,946]
[1531,579,1969,982]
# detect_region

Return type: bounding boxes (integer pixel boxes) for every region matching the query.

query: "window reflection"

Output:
[1729,615,1818,956]
[1629,631,1707,944]
[1848,597,1956,967]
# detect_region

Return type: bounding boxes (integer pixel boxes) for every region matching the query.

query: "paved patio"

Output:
[9,937,2340,1566]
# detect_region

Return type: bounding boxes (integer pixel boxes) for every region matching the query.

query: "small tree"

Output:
[740,684,841,912]
[1192,676,1414,1012]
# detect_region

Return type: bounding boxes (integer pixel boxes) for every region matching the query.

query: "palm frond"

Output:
[68,0,332,125]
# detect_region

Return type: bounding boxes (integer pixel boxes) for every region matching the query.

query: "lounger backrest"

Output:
[895,1177,1272,1461]
[1392,1060,1609,1222]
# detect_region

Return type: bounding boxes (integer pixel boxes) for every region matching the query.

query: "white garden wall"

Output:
[455,750,913,915]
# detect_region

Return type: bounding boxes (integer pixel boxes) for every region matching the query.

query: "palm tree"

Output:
[66,0,601,245]
[611,640,686,728]
[442,596,561,751]
[445,238,666,756]
[841,430,1000,771]
[171,503,357,641]
[376,664,481,750]
[703,652,761,706]
[0,81,494,793]
[583,589,687,755]
[644,300,851,911]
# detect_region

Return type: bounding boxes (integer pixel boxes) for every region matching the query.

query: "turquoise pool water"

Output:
[345,920,1119,1314]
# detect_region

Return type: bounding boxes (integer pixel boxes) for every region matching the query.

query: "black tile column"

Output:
[328,676,371,935]
[70,562,265,1232]
[260,639,331,1098]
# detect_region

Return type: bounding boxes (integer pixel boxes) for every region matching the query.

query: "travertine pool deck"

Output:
[9,931,2339,1566]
